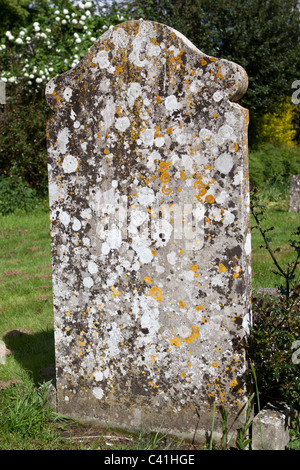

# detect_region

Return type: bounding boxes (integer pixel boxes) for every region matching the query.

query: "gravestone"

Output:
[46,20,251,442]
[289,174,300,213]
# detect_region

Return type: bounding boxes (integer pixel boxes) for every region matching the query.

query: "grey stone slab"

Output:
[46,20,251,441]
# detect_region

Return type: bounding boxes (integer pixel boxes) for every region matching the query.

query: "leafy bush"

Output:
[248,189,300,408]
[249,291,300,408]
[0,175,42,215]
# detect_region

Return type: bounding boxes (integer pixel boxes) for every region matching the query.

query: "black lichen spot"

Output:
[141,328,149,335]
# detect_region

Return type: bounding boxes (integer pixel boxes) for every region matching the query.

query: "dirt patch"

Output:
[1,270,23,277]
[37,294,49,301]
[0,377,21,390]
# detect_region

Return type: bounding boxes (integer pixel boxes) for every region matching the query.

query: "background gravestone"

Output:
[46,20,251,442]
[289,174,300,213]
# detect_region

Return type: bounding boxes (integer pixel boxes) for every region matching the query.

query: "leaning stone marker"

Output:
[46,20,251,442]
[289,174,300,213]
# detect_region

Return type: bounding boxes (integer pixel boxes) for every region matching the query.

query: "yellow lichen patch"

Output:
[181,372,186,378]
[149,286,162,302]
[144,276,151,284]
[211,362,218,368]
[151,355,156,362]
[170,337,181,347]
[160,172,170,183]
[178,300,185,308]
[205,194,215,204]
[183,325,200,344]
[218,264,227,273]
[162,185,172,195]
[190,264,198,273]
[196,305,204,311]
[148,380,158,388]
[157,161,169,172]
[230,379,239,388]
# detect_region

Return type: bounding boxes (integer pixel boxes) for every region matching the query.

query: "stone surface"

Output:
[289,174,300,213]
[46,20,251,441]
[252,401,296,450]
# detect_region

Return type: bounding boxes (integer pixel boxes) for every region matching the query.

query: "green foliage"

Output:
[251,99,297,148]
[0,380,69,447]
[249,293,300,407]
[249,144,300,189]
[248,191,300,408]
[0,175,42,215]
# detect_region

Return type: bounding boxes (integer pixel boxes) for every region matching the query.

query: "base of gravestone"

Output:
[45,379,255,447]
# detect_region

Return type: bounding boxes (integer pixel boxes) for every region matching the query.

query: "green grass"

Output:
[0,192,299,449]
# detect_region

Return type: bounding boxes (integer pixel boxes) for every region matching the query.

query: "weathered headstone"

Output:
[46,20,251,442]
[289,174,300,213]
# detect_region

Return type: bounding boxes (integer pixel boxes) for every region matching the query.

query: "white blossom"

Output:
[75,37,81,43]
[85,2,92,8]
[36,77,43,83]
[62,19,67,25]
[63,9,69,14]
[72,19,78,24]
[16,38,23,44]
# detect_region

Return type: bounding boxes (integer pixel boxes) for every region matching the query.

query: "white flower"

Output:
[26,37,31,42]
[85,2,92,8]
[36,77,43,83]
[29,74,34,79]
[61,19,67,24]
[72,12,76,17]
[54,10,59,14]
[85,10,91,16]
[65,14,70,19]
[78,2,84,8]
[16,38,23,44]
[34,25,40,32]
[49,67,54,72]
[90,37,96,41]
[55,17,60,21]
[40,32,47,38]
[63,9,69,14]
[28,80,32,85]
[5,30,11,36]
[1,77,7,82]
[8,76,16,83]
[75,37,81,43]
[19,31,25,36]
[80,15,86,20]
[72,19,78,24]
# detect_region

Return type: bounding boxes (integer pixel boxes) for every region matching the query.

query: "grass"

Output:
[0,185,299,449]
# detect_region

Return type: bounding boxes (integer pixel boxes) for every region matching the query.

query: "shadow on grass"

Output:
[3,328,55,385]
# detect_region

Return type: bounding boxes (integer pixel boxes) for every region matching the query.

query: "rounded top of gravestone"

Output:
[45,20,248,112]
